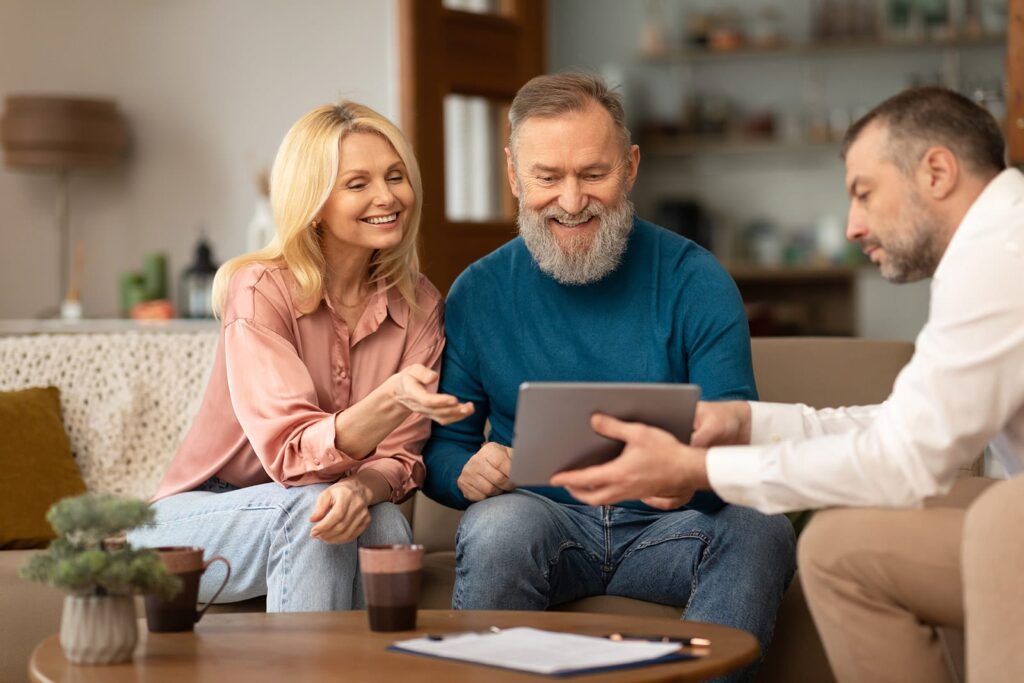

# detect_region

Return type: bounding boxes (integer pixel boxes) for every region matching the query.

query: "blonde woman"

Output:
[130,102,473,612]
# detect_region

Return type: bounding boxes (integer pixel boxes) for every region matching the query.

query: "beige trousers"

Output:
[798,476,1024,683]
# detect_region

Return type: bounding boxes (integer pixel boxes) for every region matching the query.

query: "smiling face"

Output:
[844,122,945,283]
[317,131,414,262]
[507,103,640,285]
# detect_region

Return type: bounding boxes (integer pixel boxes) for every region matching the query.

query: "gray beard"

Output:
[517,195,635,286]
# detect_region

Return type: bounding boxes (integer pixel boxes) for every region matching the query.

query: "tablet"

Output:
[509,382,701,485]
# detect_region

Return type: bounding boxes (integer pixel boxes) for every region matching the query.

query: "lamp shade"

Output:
[0,95,128,170]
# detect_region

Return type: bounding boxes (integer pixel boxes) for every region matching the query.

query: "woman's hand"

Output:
[308,480,372,544]
[390,364,474,425]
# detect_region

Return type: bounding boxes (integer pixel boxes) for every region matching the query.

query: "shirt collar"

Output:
[299,279,409,330]
[934,168,1024,281]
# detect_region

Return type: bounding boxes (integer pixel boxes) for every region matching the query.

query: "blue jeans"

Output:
[454,491,795,660]
[128,481,412,612]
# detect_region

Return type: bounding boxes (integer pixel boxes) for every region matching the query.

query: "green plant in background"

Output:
[20,494,181,599]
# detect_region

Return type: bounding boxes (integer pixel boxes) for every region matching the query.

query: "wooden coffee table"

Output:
[29,610,759,682]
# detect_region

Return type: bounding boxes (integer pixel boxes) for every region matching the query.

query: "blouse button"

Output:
[313,460,321,467]
[340,369,348,379]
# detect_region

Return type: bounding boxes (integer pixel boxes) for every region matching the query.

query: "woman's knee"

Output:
[362,501,412,545]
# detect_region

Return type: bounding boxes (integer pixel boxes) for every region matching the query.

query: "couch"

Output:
[1,330,926,682]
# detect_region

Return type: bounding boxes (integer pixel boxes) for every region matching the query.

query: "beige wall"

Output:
[0,0,398,318]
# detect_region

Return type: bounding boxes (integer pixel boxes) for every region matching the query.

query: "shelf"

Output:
[0,319,219,336]
[726,263,862,283]
[725,264,862,336]
[640,32,1005,64]
[643,134,838,157]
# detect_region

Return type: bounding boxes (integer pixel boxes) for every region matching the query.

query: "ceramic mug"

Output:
[358,544,424,632]
[144,546,231,633]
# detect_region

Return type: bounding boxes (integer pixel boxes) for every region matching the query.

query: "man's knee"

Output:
[456,493,555,554]
[714,506,796,574]
[962,476,1024,682]
[797,508,879,584]
[963,475,1024,550]
[962,476,1024,589]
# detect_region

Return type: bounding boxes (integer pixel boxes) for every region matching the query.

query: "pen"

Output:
[426,626,502,641]
[606,632,712,647]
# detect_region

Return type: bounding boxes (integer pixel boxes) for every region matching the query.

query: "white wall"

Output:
[0,0,399,318]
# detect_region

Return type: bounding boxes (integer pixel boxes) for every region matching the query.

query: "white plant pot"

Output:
[59,594,138,665]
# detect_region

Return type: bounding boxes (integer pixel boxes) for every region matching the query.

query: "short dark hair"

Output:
[508,72,631,160]
[841,87,1007,176]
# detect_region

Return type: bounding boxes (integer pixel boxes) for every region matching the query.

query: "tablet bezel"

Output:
[509,382,701,486]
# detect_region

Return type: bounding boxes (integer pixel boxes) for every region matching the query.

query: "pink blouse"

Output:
[153,263,443,502]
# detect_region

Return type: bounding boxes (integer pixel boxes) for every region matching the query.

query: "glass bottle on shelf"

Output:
[179,232,218,319]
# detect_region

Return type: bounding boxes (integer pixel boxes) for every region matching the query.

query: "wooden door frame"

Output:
[1009,0,1023,163]
[399,0,546,292]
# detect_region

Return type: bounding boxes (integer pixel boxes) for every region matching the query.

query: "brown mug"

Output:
[358,544,424,632]
[144,546,231,633]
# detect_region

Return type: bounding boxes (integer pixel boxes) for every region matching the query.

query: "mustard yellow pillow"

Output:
[0,386,87,549]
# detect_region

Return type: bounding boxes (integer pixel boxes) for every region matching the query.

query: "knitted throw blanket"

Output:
[0,331,218,499]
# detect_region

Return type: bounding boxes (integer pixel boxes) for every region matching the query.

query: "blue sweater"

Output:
[422,218,757,512]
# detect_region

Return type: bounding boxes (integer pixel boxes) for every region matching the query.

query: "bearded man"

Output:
[421,73,796,671]
[551,88,1023,682]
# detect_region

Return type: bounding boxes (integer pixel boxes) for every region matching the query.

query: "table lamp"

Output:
[0,95,129,318]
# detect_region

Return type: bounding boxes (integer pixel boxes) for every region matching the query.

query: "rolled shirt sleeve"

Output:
[354,299,445,502]
[707,235,1024,514]
[224,318,358,485]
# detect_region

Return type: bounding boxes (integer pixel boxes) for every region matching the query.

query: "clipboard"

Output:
[388,627,703,676]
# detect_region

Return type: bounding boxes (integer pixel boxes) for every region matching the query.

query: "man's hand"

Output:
[308,479,372,544]
[549,414,709,506]
[690,400,752,448]
[457,442,515,502]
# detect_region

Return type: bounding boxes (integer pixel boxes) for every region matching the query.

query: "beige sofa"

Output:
[0,333,921,682]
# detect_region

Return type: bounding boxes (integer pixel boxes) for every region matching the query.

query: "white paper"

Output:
[392,627,682,675]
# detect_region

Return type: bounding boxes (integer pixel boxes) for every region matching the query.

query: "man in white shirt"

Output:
[551,87,1024,682]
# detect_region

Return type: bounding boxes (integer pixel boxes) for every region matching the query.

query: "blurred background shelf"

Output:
[643,135,839,157]
[640,32,1006,64]
[0,319,219,336]
[726,263,861,336]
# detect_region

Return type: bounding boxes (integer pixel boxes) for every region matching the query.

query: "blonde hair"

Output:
[211,102,423,316]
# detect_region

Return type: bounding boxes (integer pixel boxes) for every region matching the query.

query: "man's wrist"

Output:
[686,446,711,490]
[739,401,753,444]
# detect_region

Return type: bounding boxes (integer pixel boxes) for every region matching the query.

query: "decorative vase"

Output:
[59,594,138,664]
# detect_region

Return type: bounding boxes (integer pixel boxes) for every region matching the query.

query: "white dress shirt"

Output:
[707,169,1024,513]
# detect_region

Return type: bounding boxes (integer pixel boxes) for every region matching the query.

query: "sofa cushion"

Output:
[0,386,86,549]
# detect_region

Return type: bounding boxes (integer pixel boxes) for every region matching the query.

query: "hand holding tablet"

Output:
[509,382,701,486]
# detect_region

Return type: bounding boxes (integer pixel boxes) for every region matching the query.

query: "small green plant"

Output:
[20,493,181,599]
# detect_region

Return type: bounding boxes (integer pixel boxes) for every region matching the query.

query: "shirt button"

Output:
[313,460,321,467]
[340,370,348,379]
[771,435,782,443]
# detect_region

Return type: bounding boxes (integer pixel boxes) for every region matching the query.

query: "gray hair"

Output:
[508,72,632,164]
